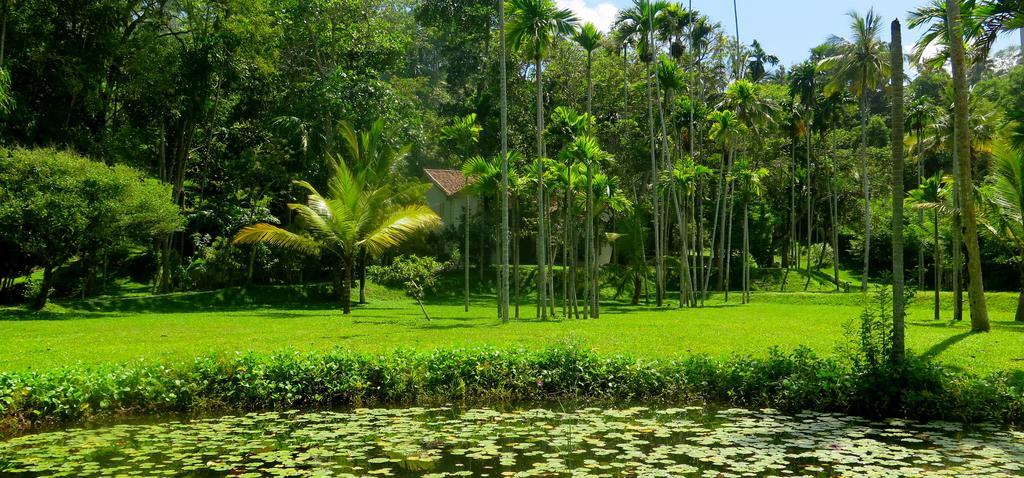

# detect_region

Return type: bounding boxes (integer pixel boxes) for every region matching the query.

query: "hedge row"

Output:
[2,344,1023,436]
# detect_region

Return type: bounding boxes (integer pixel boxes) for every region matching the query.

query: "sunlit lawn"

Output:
[0,285,1021,375]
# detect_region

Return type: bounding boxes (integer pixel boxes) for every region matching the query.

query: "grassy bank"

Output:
[1,344,1023,437]
[1,285,1022,375]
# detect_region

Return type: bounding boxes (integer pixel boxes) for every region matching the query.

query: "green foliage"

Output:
[369,254,457,301]
[0,148,182,305]
[2,344,1024,437]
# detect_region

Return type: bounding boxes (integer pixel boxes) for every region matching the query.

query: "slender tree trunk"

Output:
[891,20,907,363]
[0,0,9,66]
[359,249,367,304]
[464,197,470,312]
[806,121,814,290]
[831,158,841,290]
[498,0,510,323]
[341,255,353,314]
[1017,260,1024,322]
[645,58,663,307]
[32,266,54,310]
[535,55,548,320]
[948,1,991,332]
[918,129,926,287]
[935,211,942,321]
[860,94,871,292]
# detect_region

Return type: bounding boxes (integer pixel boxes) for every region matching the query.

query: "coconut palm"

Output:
[818,8,891,292]
[983,147,1024,322]
[909,173,951,321]
[234,159,440,314]
[747,40,779,83]
[908,0,982,69]
[507,0,578,320]
[948,0,991,331]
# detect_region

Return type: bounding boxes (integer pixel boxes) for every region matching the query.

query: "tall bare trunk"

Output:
[464,197,470,312]
[890,20,906,363]
[535,55,548,320]
[645,58,663,307]
[934,211,942,321]
[860,94,871,292]
[948,1,990,332]
[498,0,510,323]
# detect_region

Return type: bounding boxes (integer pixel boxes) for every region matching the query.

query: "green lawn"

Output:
[0,285,1022,375]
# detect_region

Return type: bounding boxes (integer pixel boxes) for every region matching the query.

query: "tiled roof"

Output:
[424,169,469,197]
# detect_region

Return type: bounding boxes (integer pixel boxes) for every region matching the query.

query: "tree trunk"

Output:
[535,55,548,320]
[359,248,367,305]
[464,197,470,312]
[645,56,663,307]
[891,19,906,363]
[935,211,942,321]
[947,1,991,332]
[341,255,353,314]
[860,93,871,292]
[806,120,814,291]
[32,266,54,310]
[498,0,510,323]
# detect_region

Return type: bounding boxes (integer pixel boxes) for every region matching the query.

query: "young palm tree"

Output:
[788,62,817,287]
[708,109,744,296]
[819,9,891,292]
[984,147,1024,322]
[507,0,578,319]
[948,0,991,332]
[909,174,950,321]
[733,160,768,304]
[234,159,440,314]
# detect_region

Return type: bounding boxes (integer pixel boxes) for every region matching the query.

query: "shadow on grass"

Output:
[920,331,975,362]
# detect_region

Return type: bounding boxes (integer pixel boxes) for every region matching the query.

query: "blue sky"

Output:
[556,0,1017,67]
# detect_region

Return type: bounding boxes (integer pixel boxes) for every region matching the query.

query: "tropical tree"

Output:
[441,114,482,312]
[573,23,602,318]
[947,0,991,332]
[707,109,744,297]
[983,147,1024,322]
[975,0,1024,58]
[907,99,938,286]
[733,160,768,304]
[234,159,440,314]
[507,0,578,319]
[909,174,950,322]
[615,0,668,306]
[819,8,890,292]
[890,18,907,363]
[747,40,779,83]
[498,0,511,323]
[789,62,818,287]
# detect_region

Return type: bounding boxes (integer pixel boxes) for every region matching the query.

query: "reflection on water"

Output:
[1,406,1023,477]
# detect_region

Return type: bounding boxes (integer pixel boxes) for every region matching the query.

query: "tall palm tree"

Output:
[507,0,578,319]
[789,62,817,285]
[615,0,668,306]
[890,18,907,364]
[909,174,950,321]
[733,160,768,304]
[656,2,693,60]
[498,0,511,323]
[441,114,482,312]
[573,22,602,318]
[819,9,890,292]
[948,0,991,332]
[234,159,440,314]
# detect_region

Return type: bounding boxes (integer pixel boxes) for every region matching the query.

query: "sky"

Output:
[555,0,1018,67]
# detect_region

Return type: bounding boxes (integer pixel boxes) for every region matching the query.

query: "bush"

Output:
[2,344,1023,437]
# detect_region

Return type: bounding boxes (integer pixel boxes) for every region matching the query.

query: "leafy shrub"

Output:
[2,344,1023,437]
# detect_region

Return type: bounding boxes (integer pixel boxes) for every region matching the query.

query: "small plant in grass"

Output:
[369,254,456,320]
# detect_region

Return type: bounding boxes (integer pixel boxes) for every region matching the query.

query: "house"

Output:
[424,168,477,227]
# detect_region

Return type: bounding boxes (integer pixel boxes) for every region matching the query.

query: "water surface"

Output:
[1,406,1022,477]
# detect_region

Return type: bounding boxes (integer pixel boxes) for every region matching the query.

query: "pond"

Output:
[1,406,1022,477]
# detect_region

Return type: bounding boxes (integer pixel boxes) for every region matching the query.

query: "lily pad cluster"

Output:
[1,406,1022,477]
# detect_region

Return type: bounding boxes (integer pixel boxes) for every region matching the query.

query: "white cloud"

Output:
[556,0,619,33]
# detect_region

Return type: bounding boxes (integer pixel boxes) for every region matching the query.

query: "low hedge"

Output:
[2,344,1023,436]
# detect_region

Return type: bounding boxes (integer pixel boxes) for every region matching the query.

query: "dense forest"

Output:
[3,0,1024,334]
